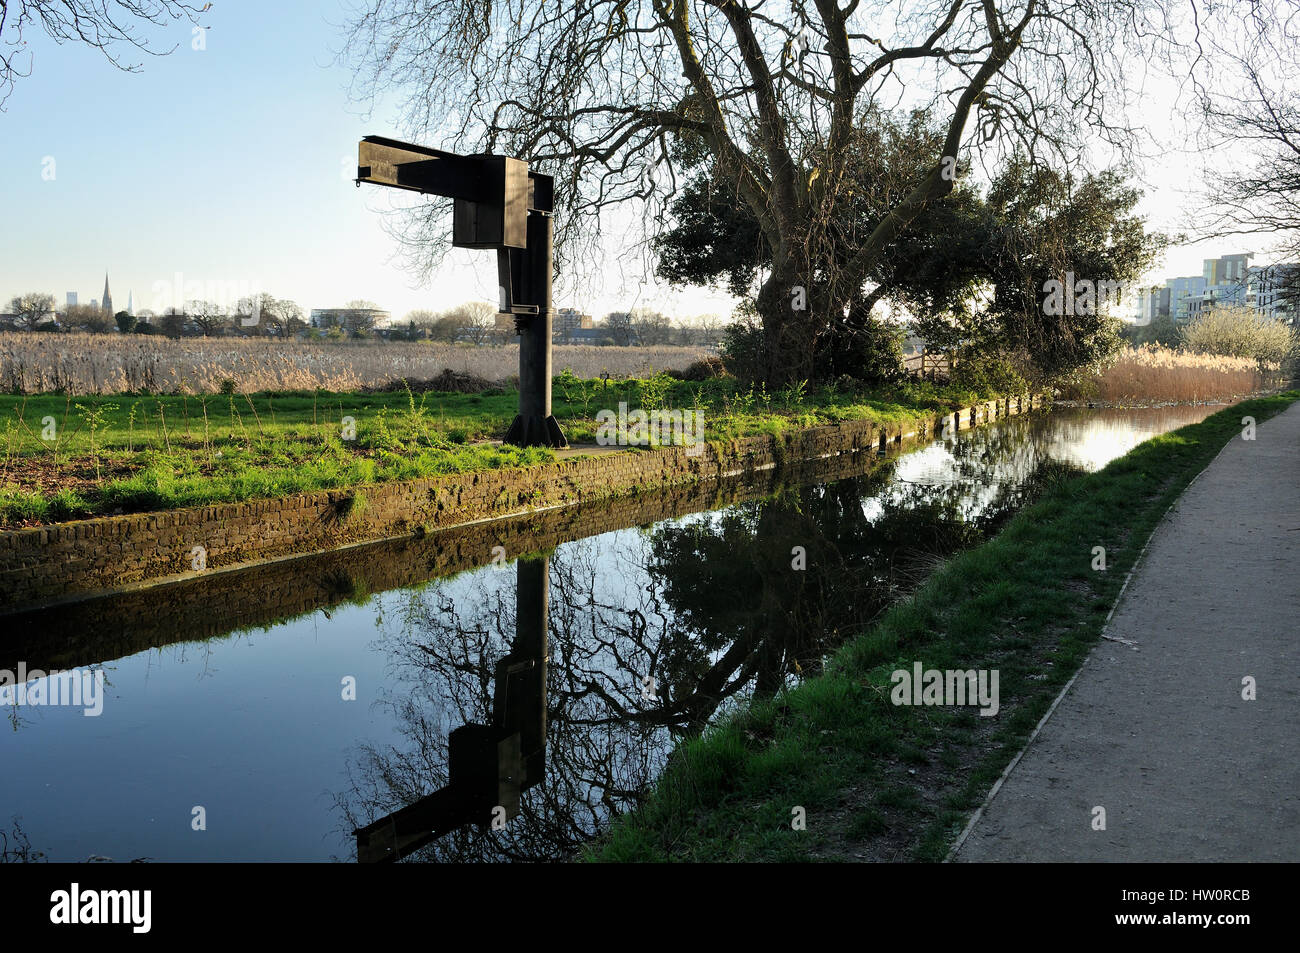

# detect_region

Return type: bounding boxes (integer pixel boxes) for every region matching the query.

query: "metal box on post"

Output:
[452,156,529,250]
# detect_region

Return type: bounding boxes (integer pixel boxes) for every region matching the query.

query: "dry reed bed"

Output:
[0,334,710,394]
[1066,345,1273,403]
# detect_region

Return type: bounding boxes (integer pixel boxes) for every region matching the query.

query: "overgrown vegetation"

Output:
[586,391,1299,862]
[0,333,711,395]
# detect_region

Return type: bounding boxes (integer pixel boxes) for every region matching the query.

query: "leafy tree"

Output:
[160,308,189,339]
[114,310,137,334]
[669,132,1166,383]
[906,160,1168,384]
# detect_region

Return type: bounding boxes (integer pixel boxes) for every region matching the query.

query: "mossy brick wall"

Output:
[0,394,1045,615]
[2,437,895,671]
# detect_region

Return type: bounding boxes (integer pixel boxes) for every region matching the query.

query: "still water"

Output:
[0,404,1220,862]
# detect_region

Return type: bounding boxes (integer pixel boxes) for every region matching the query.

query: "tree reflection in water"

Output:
[334,417,1085,861]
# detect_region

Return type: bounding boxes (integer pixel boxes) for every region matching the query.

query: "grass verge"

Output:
[586,391,1299,862]
[0,375,1005,527]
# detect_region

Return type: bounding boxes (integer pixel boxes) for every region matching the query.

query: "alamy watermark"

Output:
[890,662,999,717]
[150,271,264,325]
[595,403,705,456]
[1042,272,1149,325]
[50,883,150,933]
[0,663,104,717]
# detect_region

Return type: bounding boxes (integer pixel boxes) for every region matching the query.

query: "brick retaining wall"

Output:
[0,394,1046,615]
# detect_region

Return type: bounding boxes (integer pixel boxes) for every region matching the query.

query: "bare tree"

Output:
[236,293,305,339]
[631,308,674,346]
[262,297,306,339]
[602,311,636,347]
[8,292,55,330]
[0,1,209,110]
[1191,1,1300,301]
[444,300,497,344]
[402,308,438,325]
[63,303,113,333]
[186,299,229,337]
[342,0,1183,382]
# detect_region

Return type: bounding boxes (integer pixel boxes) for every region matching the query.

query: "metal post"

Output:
[509,556,549,783]
[355,136,565,448]
[505,212,566,448]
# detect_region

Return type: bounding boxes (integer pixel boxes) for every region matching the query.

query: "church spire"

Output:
[102,272,113,316]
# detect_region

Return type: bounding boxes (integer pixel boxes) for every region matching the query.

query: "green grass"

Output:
[0,374,1002,527]
[585,391,1299,862]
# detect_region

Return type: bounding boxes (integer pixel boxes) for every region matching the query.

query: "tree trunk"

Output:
[755,268,826,386]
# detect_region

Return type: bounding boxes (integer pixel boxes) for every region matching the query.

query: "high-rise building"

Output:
[102,273,113,316]
[1136,286,1171,324]
[66,292,78,307]
[1248,263,1300,325]
[1186,253,1253,318]
[1165,275,1206,321]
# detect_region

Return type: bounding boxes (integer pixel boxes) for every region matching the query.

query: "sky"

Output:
[0,1,1285,323]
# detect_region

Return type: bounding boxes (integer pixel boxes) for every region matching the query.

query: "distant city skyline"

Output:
[0,2,1292,326]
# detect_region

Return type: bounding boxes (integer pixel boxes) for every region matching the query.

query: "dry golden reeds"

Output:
[1068,344,1274,403]
[0,333,710,395]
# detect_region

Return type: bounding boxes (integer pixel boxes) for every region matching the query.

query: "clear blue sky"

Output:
[0,1,1280,321]
[0,1,731,321]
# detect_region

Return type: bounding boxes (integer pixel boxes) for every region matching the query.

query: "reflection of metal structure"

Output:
[354,558,549,863]
[356,136,566,447]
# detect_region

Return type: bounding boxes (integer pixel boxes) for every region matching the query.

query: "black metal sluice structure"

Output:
[356,135,567,448]
[353,557,549,862]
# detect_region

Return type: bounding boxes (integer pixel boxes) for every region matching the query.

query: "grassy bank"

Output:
[587,391,1300,862]
[0,374,1004,528]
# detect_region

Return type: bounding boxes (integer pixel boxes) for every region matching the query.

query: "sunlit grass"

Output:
[0,374,1010,527]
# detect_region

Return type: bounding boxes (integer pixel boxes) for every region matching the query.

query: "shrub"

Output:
[720,316,766,384]
[678,355,728,381]
[1180,305,1294,365]
[950,355,1028,398]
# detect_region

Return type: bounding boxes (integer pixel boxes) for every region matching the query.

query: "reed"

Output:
[0,333,712,395]
[1062,345,1274,403]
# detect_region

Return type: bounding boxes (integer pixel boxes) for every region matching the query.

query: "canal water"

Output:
[0,404,1222,862]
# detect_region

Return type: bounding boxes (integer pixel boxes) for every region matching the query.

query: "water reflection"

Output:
[353,558,550,862]
[0,405,1229,861]
[337,414,1099,861]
